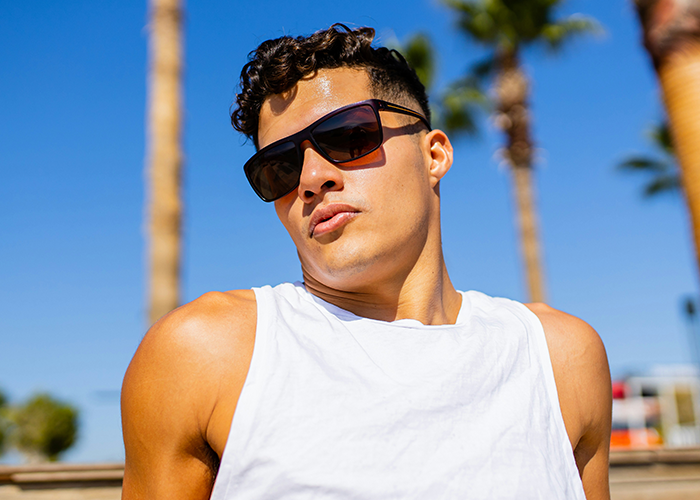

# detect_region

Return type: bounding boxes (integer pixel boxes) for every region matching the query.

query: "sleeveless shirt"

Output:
[210,282,586,499]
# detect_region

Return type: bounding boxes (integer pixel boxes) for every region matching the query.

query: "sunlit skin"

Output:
[260,68,460,324]
[121,67,612,500]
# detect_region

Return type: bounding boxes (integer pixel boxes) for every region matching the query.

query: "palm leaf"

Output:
[438,76,490,136]
[446,0,601,51]
[644,175,682,197]
[618,119,681,198]
[649,121,674,155]
[470,53,499,80]
[618,156,670,173]
[403,33,435,90]
[445,0,500,44]
[541,15,603,51]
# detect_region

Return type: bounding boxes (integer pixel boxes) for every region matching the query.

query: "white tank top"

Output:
[210,282,586,499]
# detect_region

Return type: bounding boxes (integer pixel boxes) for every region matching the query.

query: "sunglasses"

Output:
[244,99,431,202]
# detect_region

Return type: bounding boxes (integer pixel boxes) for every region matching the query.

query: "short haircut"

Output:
[231,24,431,148]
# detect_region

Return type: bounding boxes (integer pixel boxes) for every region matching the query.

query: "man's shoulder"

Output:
[163,288,257,328]
[524,302,604,361]
[524,303,609,404]
[122,290,257,440]
[120,289,258,496]
[141,289,256,352]
[126,289,257,388]
[525,302,612,492]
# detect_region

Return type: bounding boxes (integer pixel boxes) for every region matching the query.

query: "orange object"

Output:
[610,428,663,449]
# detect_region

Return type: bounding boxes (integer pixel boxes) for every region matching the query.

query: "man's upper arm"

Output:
[527,303,612,500]
[121,290,256,500]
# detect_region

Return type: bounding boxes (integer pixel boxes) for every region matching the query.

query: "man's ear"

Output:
[423,129,453,187]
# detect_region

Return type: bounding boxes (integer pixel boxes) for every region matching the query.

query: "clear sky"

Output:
[1,0,696,463]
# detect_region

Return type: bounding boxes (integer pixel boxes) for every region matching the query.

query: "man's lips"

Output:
[309,203,360,237]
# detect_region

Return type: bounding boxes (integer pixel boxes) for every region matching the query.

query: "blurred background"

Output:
[1,0,699,469]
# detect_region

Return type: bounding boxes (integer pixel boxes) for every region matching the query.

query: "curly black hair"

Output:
[232,24,431,148]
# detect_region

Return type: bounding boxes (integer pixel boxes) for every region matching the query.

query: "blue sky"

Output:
[0,0,696,463]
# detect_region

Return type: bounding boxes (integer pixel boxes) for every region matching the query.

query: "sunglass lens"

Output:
[313,105,381,162]
[245,141,300,201]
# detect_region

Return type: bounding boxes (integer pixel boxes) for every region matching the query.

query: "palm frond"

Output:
[402,33,435,90]
[445,1,601,51]
[644,175,682,197]
[617,156,670,173]
[440,99,479,136]
[437,76,491,136]
[617,119,681,198]
[443,0,484,20]
[648,121,674,156]
[444,0,500,44]
[470,53,499,81]
[541,15,603,51]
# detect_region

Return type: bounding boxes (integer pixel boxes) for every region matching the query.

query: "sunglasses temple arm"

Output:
[379,102,432,131]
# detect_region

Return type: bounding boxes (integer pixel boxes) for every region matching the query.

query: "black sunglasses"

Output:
[244,99,431,202]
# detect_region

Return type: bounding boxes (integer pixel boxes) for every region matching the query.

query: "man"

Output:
[122,25,612,499]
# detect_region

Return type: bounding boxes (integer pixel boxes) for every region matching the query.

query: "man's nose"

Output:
[297,142,344,203]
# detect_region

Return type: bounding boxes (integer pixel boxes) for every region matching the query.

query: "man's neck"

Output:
[301,258,462,326]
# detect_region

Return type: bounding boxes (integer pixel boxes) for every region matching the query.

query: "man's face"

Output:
[257,68,443,291]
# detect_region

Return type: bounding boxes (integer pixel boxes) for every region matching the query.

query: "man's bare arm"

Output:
[527,303,612,500]
[121,290,256,500]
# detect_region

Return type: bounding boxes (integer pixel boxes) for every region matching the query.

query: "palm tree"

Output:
[443,0,599,303]
[634,0,700,283]
[618,121,681,197]
[146,0,184,325]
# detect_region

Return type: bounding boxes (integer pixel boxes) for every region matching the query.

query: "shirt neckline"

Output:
[292,281,470,329]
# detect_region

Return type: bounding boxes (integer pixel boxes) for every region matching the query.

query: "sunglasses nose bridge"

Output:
[296,141,345,202]
[298,137,315,155]
[299,132,328,158]
[298,135,339,170]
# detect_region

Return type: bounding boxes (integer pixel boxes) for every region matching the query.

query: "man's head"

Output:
[232,25,453,294]
[232,24,431,149]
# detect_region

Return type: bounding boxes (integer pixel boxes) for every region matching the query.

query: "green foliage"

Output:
[0,389,8,456]
[403,33,435,90]
[444,0,601,52]
[438,0,600,142]
[9,393,78,462]
[541,15,602,51]
[650,121,674,155]
[396,33,484,136]
[618,122,680,197]
[399,1,599,141]
[440,76,490,135]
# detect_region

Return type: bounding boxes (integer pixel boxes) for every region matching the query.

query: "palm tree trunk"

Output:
[635,0,700,287]
[659,44,700,281]
[146,0,183,325]
[495,50,547,303]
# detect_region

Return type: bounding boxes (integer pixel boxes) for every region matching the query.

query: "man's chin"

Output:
[300,251,388,290]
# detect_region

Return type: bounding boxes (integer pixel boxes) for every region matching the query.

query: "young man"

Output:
[122,25,612,499]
